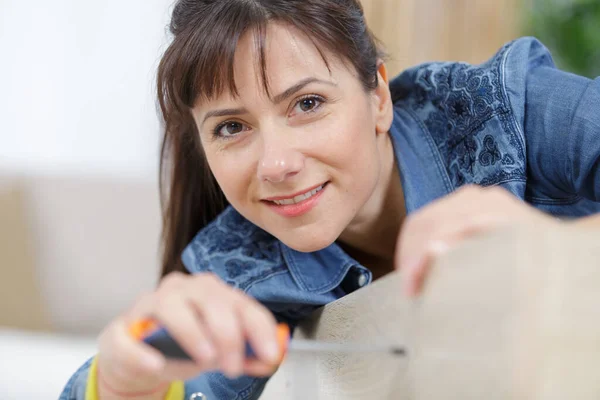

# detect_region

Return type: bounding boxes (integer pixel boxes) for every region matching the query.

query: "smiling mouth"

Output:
[265,183,328,206]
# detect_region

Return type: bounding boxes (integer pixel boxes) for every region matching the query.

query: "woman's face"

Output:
[192,23,393,252]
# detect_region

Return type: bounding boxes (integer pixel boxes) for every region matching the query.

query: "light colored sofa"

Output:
[0,174,161,398]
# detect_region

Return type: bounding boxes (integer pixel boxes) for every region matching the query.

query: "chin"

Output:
[277,230,338,253]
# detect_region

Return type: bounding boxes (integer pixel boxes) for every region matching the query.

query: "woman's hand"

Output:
[395,185,558,297]
[96,272,281,398]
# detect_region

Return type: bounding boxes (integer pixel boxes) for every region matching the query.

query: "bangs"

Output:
[159,0,379,115]
[186,2,270,104]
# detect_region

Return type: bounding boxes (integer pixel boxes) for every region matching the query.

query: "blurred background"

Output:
[0,0,597,397]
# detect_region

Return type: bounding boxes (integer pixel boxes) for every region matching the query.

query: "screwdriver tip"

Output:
[391,347,407,356]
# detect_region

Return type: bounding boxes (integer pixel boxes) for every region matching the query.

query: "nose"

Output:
[257,134,304,183]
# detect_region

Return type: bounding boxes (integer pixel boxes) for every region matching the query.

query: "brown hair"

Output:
[157,0,385,278]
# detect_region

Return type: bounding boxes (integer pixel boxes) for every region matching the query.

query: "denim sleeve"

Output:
[184,372,269,400]
[505,37,600,201]
[58,357,270,400]
[58,357,93,400]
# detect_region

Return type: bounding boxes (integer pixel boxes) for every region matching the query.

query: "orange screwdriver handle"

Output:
[130,318,290,364]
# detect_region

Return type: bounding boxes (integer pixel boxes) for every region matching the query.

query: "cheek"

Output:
[204,148,254,205]
[318,105,380,181]
[334,111,382,212]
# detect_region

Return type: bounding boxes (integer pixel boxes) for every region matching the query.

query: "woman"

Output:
[60,0,600,399]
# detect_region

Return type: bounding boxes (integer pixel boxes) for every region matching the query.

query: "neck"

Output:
[338,133,405,266]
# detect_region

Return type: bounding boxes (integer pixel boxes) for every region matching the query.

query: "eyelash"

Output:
[293,94,325,115]
[212,94,326,139]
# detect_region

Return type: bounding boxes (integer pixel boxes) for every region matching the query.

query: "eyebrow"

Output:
[200,77,337,126]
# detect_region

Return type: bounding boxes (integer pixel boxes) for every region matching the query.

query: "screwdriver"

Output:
[129,319,406,363]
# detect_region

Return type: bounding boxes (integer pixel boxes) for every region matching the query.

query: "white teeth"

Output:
[272,184,324,206]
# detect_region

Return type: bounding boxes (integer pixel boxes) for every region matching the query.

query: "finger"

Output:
[396,204,507,273]
[396,185,529,296]
[401,212,510,297]
[202,305,244,378]
[237,298,281,365]
[395,186,484,272]
[152,293,217,367]
[190,277,245,378]
[401,239,448,296]
[98,319,166,383]
[243,359,279,377]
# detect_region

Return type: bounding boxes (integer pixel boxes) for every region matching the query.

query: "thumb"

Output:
[401,240,451,297]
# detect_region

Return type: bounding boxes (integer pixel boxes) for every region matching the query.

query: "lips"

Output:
[269,184,325,205]
[262,182,329,218]
[263,182,328,204]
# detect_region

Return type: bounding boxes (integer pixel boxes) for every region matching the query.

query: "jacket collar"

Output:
[389,106,453,213]
[281,241,357,294]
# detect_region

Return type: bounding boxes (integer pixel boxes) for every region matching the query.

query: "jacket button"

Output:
[357,272,369,287]
[189,393,207,400]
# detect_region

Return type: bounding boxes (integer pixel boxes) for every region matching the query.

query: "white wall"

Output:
[0,0,175,180]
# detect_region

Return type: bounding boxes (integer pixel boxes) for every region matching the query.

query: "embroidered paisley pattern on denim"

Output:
[187,207,287,291]
[241,230,280,260]
[390,41,526,188]
[479,135,502,166]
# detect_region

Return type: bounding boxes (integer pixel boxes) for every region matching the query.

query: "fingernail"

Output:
[429,240,450,255]
[402,257,421,273]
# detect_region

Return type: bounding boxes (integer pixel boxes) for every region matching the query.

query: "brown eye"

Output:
[215,121,248,138]
[224,122,243,134]
[291,95,324,116]
[300,98,317,112]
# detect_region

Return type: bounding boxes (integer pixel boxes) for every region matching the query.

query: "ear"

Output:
[372,60,394,135]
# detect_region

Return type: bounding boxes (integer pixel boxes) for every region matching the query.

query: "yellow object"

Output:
[84,358,98,400]
[164,380,185,400]
[85,357,184,400]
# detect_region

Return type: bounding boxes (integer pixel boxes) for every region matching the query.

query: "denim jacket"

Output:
[60,37,600,400]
